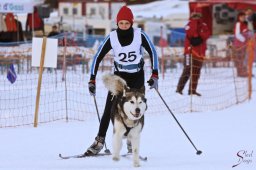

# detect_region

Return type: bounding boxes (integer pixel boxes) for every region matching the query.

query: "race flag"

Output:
[7,64,17,84]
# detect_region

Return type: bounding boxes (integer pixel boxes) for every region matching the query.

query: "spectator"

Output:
[176,10,210,96]
[233,12,250,77]
[245,8,256,33]
[48,25,59,37]
[1,13,23,42]
[26,7,44,37]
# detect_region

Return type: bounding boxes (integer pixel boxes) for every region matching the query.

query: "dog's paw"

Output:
[112,156,120,161]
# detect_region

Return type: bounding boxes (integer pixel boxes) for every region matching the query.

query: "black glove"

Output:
[147,74,158,90]
[190,36,203,46]
[88,80,96,96]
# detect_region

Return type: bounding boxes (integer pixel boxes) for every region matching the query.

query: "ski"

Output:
[58,153,111,159]
[59,153,147,161]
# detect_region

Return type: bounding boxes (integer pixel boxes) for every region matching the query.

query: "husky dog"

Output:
[102,74,147,167]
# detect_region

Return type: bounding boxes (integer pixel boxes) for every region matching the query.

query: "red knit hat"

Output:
[116,6,134,24]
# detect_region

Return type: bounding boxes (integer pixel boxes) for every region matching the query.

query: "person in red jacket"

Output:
[233,12,250,77]
[25,7,44,37]
[176,11,210,96]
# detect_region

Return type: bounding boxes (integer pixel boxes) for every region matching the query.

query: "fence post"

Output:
[247,39,254,100]
[230,44,239,104]
[34,37,47,127]
[62,35,67,81]
[189,51,193,112]
[160,26,165,79]
[63,35,69,121]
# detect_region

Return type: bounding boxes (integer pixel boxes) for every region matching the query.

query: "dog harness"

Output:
[120,115,139,137]
[110,28,143,73]
[119,102,139,137]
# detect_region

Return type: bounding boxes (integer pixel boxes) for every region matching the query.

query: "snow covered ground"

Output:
[0,75,255,170]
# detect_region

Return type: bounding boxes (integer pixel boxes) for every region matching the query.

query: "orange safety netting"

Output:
[0,36,254,128]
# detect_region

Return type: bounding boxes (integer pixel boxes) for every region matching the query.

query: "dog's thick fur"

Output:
[102,74,147,167]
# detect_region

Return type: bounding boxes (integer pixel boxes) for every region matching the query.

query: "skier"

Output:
[85,6,159,155]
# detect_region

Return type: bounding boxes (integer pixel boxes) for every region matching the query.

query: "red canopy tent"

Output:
[189,0,256,35]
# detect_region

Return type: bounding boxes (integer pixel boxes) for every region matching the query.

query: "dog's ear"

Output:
[123,85,130,97]
[121,87,127,104]
[123,86,129,97]
[138,86,145,94]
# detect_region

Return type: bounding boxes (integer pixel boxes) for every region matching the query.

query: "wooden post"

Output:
[230,44,239,104]
[62,34,69,121]
[34,37,47,127]
[62,36,67,81]
[190,49,193,112]
[247,39,254,100]
[160,26,165,79]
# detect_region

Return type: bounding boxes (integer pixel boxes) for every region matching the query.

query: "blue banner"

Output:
[7,64,17,84]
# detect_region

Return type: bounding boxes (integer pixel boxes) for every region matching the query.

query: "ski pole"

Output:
[154,89,202,155]
[93,96,111,154]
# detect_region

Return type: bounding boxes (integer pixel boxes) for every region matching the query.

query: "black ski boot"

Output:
[84,136,105,156]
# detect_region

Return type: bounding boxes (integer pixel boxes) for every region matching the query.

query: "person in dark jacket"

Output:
[85,6,159,155]
[48,25,59,37]
[176,10,210,96]
[245,8,256,33]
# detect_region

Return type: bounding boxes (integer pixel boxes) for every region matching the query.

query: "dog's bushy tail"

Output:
[102,74,127,95]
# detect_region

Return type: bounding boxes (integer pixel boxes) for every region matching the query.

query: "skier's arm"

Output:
[141,31,159,76]
[90,36,112,80]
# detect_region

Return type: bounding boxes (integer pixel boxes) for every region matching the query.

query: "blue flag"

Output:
[7,64,17,84]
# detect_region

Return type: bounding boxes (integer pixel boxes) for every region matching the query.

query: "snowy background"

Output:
[0,72,255,170]
[0,0,255,169]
